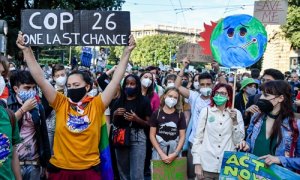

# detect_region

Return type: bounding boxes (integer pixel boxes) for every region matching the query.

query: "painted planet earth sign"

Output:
[210,14,267,68]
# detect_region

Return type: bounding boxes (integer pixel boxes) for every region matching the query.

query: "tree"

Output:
[0,0,125,59]
[281,0,300,48]
[115,34,187,66]
[107,46,118,65]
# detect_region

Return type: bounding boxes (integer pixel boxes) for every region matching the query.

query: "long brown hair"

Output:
[255,80,298,153]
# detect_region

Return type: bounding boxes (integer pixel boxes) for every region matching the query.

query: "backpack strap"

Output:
[203,107,209,134]
[5,108,16,133]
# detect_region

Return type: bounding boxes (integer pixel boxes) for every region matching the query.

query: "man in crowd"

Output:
[8,70,50,180]
[175,58,213,179]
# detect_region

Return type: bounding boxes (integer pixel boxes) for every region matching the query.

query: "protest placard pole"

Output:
[231,69,237,109]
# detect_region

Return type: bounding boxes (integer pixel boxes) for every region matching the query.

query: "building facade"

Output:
[131,25,202,42]
[262,25,300,73]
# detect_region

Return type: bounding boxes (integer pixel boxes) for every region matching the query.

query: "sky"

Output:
[122,0,256,29]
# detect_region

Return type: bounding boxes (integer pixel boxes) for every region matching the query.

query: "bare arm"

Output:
[12,146,22,180]
[101,35,136,107]
[16,33,57,104]
[175,130,186,153]
[150,127,167,157]
[175,58,190,98]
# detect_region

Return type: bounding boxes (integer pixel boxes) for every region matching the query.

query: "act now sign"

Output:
[21,9,130,46]
[220,151,300,180]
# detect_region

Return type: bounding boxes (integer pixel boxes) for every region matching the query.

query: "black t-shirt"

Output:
[149,109,186,142]
[112,96,152,128]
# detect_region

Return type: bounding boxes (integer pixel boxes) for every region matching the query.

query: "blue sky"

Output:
[122,0,255,29]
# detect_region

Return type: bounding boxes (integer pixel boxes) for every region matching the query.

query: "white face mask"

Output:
[165,97,177,108]
[167,83,175,88]
[141,78,152,88]
[87,89,98,97]
[0,75,5,95]
[200,87,212,97]
[55,76,67,87]
[193,82,200,90]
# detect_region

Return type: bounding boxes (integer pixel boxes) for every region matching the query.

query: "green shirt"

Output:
[253,118,276,157]
[0,106,21,180]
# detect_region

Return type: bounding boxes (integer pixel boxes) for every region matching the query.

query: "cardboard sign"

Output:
[177,43,213,63]
[21,9,130,46]
[254,0,288,25]
[210,14,267,68]
[220,151,300,179]
[151,157,187,180]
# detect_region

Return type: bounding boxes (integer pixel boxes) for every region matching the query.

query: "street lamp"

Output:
[0,20,8,56]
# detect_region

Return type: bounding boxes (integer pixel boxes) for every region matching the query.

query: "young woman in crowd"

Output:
[192,83,245,179]
[190,74,200,91]
[16,32,136,179]
[140,72,160,112]
[164,74,177,88]
[149,87,186,163]
[239,80,300,172]
[111,74,152,180]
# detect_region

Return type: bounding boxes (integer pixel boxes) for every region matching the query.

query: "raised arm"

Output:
[16,32,57,104]
[175,57,190,98]
[101,35,136,107]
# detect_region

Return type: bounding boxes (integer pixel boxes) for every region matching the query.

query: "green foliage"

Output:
[119,34,187,66]
[281,0,300,48]
[107,46,118,65]
[0,0,125,59]
[39,58,62,65]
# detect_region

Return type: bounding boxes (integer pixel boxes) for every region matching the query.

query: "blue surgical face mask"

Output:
[18,90,36,102]
[125,87,138,97]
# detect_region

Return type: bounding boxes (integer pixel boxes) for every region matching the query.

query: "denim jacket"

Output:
[246,113,300,171]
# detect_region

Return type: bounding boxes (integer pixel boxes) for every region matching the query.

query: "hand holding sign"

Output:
[181,57,190,69]
[126,35,136,52]
[16,31,29,51]
[258,154,281,166]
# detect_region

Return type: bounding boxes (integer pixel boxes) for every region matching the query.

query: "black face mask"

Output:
[125,87,138,97]
[182,80,188,87]
[256,99,274,113]
[67,87,87,102]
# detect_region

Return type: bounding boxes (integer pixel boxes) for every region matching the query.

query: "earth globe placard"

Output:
[210,14,267,68]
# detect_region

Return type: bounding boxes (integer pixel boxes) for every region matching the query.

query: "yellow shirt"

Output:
[50,92,105,170]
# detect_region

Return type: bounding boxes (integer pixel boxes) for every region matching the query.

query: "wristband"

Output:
[174,150,180,156]
[19,108,25,115]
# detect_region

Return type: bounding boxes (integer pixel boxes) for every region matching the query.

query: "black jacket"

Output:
[234,92,249,126]
[8,93,51,167]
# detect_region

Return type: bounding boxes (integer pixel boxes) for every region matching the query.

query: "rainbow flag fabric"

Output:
[99,115,114,180]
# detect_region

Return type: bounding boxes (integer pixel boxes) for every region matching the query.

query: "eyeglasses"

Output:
[215,91,228,96]
[261,78,271,83]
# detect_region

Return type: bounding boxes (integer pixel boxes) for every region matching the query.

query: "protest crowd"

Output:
[1,31,300,180]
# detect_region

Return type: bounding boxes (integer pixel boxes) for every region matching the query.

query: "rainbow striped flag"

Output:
[99,115,114,180]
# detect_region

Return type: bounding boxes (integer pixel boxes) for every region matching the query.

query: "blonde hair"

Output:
[160,87,182,111]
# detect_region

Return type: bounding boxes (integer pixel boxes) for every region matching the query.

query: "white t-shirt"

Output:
[188,90,211,143]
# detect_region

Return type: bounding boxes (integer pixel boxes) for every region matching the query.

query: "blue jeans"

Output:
[20,165,40,180]
[115,128,146,180]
